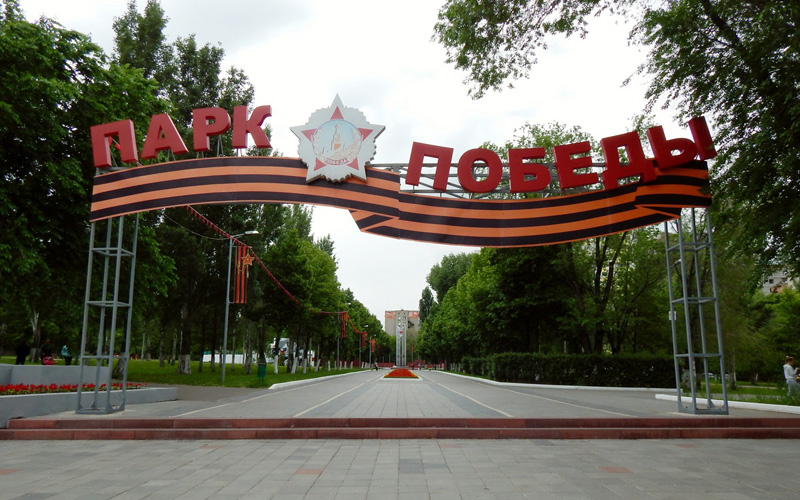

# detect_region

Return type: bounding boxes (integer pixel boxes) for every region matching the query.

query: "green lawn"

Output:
[1,356,363,389]
[701,382,800,406]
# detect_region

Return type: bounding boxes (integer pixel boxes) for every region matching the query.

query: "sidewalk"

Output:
[2,371,799,498]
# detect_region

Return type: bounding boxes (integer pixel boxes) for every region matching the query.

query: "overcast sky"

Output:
[20,0,688,326]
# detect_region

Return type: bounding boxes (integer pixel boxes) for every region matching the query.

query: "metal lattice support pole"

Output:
[77,214,138,414]
[664,208,728,415]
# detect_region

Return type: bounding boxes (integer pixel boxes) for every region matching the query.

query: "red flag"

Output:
[233,246,254,304]
[340,312,349,339]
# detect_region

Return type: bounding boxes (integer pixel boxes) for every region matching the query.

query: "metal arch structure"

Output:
[80,153,724,412]
[77,213,139,414]
[664,208,728,415]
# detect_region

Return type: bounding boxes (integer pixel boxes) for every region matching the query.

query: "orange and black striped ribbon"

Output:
[232,245,249,304]
[90,157,710,248]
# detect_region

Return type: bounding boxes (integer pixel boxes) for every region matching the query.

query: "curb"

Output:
[435,370,672,392]
[655,394,800,414]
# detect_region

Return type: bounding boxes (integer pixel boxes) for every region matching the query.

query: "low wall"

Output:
[0,365,111,386]
[0,387,177,428]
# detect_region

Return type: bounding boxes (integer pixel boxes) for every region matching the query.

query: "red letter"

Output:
[554,141,599,190]
[646,125,698,169]
[192,107,231,152]
[90,119,138,168]
[688,116,717,160]
[141,113,189,160]
[508,148,551,193]
[406,142,454,191]
[600,131,655,190]
[457,148,503,193]
[232,105,272,149]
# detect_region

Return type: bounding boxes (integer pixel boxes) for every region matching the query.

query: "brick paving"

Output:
[1,369,799,498]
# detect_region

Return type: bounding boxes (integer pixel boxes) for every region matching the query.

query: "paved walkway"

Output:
[2,370,799,499]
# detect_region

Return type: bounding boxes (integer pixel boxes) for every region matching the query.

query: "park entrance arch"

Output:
[78,98,727,416]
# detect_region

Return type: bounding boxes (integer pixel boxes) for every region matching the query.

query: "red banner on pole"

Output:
[340,312,349,339]
[233,245,254,304]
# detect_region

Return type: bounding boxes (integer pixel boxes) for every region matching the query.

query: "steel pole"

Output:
[222,237,233,383]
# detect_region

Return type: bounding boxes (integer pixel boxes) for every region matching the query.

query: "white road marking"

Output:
[293,382,366,417]
[435,380,514,417]
[480,379,631,416]
[175,403,233,417]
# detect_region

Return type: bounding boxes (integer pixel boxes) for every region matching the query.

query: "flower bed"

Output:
[1,382,146,396]
[383,368,419,379]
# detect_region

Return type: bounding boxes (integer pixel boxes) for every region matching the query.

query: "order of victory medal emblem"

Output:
[291,95,385,183]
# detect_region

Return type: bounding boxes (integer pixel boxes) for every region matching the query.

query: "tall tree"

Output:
[426,253,474,302]
[112,0,169,82]
[110,0,259,373]
[0,1,162,358]
[434,0,800,277]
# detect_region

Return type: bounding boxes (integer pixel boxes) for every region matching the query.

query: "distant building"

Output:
[384,310,420,338]
[762,269,796,294]
[385,310,420,366]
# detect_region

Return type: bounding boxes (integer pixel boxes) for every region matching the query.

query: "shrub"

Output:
[463,353,674,388]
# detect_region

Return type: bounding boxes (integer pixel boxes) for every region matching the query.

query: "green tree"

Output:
[435,0,800,278]
[112,0,169,81]
[110,0,261,373]
[0,1,163,359]
[418,286,435,323]
[426,253,474,302]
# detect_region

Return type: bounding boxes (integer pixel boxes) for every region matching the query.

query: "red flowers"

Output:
[383,368,419,379]
[0,382,145,396]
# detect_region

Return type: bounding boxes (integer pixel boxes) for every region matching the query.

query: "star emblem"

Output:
[239,250,255,277]
[291,95,385,183]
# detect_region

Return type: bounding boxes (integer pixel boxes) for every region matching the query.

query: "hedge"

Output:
[460,353,675,388]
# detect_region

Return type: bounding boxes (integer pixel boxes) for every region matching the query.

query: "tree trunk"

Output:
[158,331,165,368]
[178,354,191,374]
[178,304,192,374]
[29,307,41,363]
[244,323,253,375]
[112,356,127,379]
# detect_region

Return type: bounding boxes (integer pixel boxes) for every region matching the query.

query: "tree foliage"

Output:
[435,0,800,278]
[0,0,163,356]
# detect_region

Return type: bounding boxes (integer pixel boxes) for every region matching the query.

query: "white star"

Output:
[291,95,385,183]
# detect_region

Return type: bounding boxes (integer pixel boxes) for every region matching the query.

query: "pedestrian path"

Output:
[1,370,799,499]
[1,437,798,499]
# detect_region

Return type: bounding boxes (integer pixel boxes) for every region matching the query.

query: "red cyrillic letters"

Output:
[600,131,655,190]
[91,106,274,168]
[646,125,697,169]
[508,148,550,193]
[554,141,599,190]
[140,113,189,160]
[90,119,138,168]
[406,142,454,190]
[457,148,503,193]
[232,105,272,149]
[91,107,716,199]
[688,116,717,160]
[193,107,231,152]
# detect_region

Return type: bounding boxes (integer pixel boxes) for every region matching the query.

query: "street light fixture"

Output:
[222,230,258,383]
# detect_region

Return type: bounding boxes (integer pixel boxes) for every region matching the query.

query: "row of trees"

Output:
[416,0,800,382]
[0,0,391,373]
[414,121,797,384]
[417,224,799,383]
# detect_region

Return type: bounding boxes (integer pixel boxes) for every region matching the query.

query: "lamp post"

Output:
[360,325,368,369]
[222,230,258,383]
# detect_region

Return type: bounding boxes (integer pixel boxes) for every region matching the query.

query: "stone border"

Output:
[0,387,177,428]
